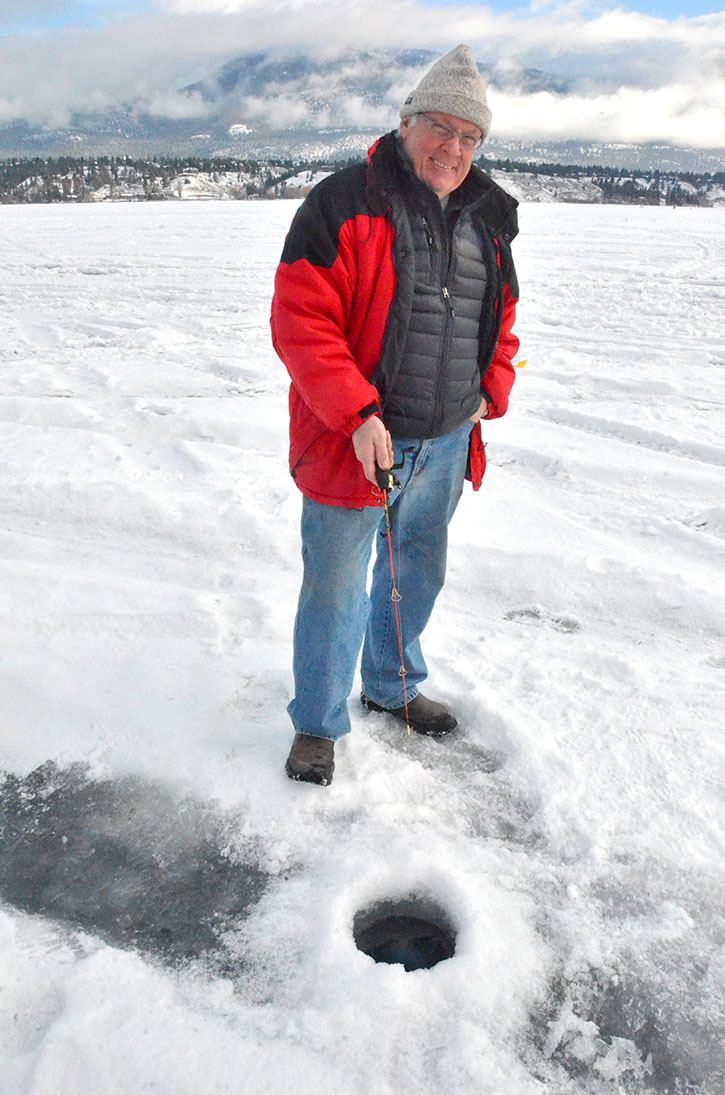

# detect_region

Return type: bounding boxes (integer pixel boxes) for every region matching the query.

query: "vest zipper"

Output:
[430,211,458,434]
[442,286,455,317]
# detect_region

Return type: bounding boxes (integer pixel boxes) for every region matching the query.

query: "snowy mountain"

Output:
[1,48,722,173]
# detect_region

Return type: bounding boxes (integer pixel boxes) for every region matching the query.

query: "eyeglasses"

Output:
[419,113,482,151]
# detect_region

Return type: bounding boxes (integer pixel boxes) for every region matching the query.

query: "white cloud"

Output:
[0,0,722,149]
[490,80,725,148]
[337,95,393,129]
[239,94,313,129]
[142,89,210,119]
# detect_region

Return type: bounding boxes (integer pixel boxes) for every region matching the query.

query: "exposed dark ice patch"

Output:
[0,762,266,972]
[531,963,724,1094]
[529,867,725,1094]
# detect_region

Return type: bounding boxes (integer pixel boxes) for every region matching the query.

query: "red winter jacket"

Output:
[271,134,519,507]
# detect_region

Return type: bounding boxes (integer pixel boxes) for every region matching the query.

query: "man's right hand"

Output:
[352,417,393,486]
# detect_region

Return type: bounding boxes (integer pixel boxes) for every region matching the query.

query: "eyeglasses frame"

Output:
[418,113,483,151]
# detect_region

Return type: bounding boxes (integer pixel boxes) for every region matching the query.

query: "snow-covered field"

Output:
[1,199,724,1094]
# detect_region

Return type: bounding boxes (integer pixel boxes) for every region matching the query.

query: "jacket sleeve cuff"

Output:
[343,401,382,435]
[358,401,381,421]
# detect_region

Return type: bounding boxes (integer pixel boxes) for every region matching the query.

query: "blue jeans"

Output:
[288,421,472,741]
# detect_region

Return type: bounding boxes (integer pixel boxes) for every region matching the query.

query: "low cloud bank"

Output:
[0,1,722,148]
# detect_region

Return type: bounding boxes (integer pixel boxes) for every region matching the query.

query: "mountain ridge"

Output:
[0,49,721,173]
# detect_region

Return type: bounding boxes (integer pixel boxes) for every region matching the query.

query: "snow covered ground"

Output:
[1,200,724,1094]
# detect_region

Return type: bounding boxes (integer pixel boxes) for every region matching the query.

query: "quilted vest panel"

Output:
[383,209,488,439]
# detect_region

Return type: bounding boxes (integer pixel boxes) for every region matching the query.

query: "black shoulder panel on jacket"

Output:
[279,162,368,268]
[465,165,519,241]
[504,205,519,243]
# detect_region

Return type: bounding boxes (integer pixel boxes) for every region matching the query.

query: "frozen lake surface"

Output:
[1,199,724,1093]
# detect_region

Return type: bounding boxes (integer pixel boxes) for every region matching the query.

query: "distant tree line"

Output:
[1,153,722,206]
[477,156,724,206]
[0,155,297,204]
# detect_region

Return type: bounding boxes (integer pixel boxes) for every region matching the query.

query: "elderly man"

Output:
[271,44,519,785]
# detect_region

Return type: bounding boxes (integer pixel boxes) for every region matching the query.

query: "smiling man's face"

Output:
[400,111,481,198]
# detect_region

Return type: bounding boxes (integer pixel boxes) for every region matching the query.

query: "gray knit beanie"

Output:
[400,44,491,139]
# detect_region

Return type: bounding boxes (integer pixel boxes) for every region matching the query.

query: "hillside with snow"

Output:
[3,156,721,207]
[1,200,724,1094]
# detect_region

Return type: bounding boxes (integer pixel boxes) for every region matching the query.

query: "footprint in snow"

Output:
[504,605,582,633]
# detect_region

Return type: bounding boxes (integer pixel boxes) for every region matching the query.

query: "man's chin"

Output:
[425,166,460,198]
[428,181,455,199]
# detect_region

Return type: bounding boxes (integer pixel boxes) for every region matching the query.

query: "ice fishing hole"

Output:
[353,897,456,971]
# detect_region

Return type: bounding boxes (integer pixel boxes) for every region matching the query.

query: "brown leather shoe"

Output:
[362,693,458,736]
[285,732,335,785]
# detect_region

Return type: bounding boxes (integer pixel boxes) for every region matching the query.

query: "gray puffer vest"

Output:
[378,158,499,439]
